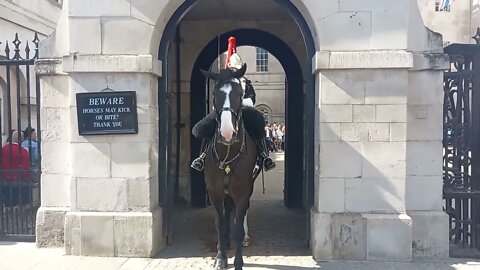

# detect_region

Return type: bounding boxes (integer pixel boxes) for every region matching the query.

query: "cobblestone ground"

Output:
[156,199,310,269]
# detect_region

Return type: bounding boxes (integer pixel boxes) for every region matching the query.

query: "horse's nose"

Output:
[223,131,233,141]
[220,111,235,141]
[220,125,234,141]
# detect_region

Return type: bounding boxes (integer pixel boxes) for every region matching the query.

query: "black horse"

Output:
[200,64,258,270]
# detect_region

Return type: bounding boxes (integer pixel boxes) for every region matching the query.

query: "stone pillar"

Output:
[33,0,166,257]
[406,53,450,258]
[306,0,450,261]
[35,58,70,248]
[35,55,164,257]
[60,55,163,257]
[35,0,70,248]
[311,51,414,262]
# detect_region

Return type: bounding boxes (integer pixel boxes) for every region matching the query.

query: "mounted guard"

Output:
[191,36,276,172]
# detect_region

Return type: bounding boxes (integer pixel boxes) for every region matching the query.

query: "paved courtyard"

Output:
[1,153,480,269]
[1,241,480,270]
[159,152,307,258]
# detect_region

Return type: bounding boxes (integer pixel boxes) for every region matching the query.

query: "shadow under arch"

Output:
[190,29,304,209]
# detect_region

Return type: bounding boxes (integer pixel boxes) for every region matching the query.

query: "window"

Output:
[435,0,451,12]
[256,47,269,72]
[256,105,272,124]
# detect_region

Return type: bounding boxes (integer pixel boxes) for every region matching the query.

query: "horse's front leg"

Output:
[211,198,228,269]
[224,196,234,249]
[242,213,252,247]
[233,205,248,270]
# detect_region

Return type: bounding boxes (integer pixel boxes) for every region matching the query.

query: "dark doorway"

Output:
[190,29,304,209]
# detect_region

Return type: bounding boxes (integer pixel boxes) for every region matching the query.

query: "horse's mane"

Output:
[214,69,240,85]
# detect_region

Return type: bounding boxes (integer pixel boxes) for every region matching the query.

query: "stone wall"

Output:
[308,0,449,261]
[35,0,449,261]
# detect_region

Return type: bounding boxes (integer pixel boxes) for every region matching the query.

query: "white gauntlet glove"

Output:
[242,98,254,107]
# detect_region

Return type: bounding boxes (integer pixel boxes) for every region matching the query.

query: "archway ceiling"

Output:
[184,0,290,21]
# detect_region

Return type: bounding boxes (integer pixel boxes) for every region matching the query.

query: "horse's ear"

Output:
[232,64,247,78]
[200,69,219,81]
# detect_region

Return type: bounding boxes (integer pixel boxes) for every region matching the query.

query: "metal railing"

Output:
[443,30,480,257]
[0,33,41,241]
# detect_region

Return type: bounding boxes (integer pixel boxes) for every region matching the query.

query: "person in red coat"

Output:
[1,130,31,207]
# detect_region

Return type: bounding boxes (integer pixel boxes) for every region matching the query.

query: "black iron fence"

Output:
[443,32,480,257]
[0,33,41,241]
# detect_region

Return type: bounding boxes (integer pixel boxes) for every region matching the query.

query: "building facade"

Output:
[27,0,452,262]
[236,46,286,124]
[418,0,480,45]
[0,0,61,137]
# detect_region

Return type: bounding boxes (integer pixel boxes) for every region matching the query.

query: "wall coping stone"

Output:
[67,210,156,217]
[312,51,449,72]
[410,53,450,71]
[36,58,66,75]
[62,54,162,77]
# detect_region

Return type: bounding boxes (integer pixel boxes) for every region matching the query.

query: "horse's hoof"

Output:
[213,258,228,269]
[242,237,252,247]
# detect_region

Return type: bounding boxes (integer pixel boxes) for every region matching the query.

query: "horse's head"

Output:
[201,64,247,145]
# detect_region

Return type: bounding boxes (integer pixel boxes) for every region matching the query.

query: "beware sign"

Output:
[76,91,138,135]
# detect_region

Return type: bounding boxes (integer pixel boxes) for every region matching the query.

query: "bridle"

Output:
[211,82,246,176]
[215,107,242,141]
[213,83,244,144]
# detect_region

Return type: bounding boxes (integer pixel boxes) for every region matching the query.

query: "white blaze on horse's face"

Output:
[219,84,235,142]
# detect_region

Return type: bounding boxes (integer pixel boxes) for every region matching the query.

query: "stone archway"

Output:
[157,0,317,249]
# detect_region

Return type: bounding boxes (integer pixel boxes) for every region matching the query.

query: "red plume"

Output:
[225,37,237,69]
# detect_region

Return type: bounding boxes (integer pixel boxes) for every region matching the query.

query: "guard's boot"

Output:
[256,137,276,172]
[191,139,208,172]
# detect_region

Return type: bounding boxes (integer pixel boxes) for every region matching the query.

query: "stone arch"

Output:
[158,0,317,246]
[155,0,319,58]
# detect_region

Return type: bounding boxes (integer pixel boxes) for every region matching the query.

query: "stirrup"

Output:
[263,157,276,172]
[191,153,206,172]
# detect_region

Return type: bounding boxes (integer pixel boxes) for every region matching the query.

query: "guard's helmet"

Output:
[225,36,244,71]
[227,52,243,70]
